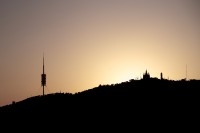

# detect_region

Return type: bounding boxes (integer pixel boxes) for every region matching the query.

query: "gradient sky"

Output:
[0,0,200,106]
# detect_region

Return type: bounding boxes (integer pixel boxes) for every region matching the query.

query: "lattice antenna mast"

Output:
[41,53,46,96]
[186,64,187,81]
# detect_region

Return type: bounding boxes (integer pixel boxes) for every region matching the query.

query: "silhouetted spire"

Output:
[186,64,187,80]
[41,53,46,96]
[143,70,150,79]
[43,53,45,74]
[161,72,163,80]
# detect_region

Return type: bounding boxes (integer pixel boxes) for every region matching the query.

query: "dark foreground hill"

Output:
[1,78,200,131]
[1,78,199,114]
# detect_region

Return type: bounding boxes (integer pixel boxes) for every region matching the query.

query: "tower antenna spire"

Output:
[41,53,46,96]
[186,64,187,81]
[43,53,44,74]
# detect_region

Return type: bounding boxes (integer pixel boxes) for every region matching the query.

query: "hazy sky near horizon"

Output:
[0,0,200,106]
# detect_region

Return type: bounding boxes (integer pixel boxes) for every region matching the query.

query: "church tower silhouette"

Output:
[143,70,150,79]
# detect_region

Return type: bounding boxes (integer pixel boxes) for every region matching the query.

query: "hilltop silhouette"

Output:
[1,71,199,115]
[1,71,200,131]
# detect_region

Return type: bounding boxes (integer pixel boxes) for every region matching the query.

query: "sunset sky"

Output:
[0,0,200,106]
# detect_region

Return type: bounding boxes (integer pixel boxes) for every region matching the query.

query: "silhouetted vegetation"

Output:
[1,77,200,115]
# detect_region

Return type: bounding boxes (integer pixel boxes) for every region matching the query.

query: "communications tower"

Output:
[41,54,46,96]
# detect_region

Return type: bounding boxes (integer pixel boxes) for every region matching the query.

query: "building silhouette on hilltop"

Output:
[142,70,165,80]
[143,70,150,79]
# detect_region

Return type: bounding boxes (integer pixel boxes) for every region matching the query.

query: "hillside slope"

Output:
[1,78,199,114]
